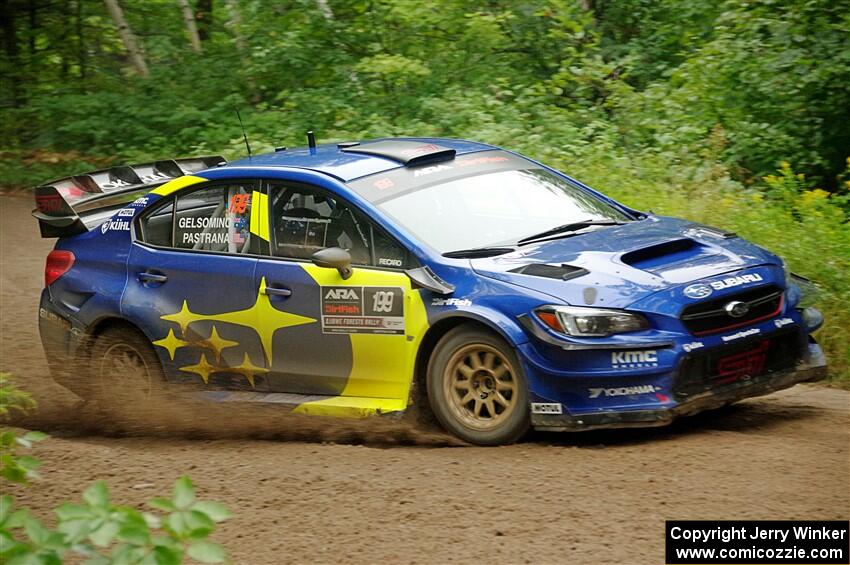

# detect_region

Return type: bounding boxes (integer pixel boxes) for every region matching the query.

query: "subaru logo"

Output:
[724,300,750,318]
[684,283,713,299]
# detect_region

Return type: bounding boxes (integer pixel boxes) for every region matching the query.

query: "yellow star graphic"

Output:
[159,277,315,366]
[161,300,197,335]
[228,352,268,388]
[152,328,189,360]
[198,325,238,363]
[179,353,217,384]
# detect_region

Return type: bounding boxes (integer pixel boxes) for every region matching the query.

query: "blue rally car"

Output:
[33,137,827,445]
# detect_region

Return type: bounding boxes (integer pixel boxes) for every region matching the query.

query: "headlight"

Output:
[790,272,819,309]
[534,306,650,337]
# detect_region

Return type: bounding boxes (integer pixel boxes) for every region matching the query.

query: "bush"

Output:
[1,375,231,564]
[0,477,231,564]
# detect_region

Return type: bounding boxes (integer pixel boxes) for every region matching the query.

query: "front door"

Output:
[253,180,427,400]
[124,180,271,391]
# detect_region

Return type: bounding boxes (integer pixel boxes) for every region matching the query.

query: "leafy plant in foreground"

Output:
[1,476,231,564]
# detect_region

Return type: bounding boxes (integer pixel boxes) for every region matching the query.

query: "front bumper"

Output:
[530,340,827,431]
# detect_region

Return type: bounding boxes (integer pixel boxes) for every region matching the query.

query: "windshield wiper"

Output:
[517,219,628,246]
[443,246,515,259]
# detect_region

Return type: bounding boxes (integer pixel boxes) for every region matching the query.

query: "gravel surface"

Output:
[2,194,848,564]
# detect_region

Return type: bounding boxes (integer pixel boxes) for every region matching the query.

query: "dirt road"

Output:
[1,194,848,564]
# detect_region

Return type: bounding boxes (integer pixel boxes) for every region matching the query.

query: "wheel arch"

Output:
[79,316,152,362]
[411,311,523,411]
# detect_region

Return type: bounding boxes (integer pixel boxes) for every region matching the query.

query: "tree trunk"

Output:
[224,0,245,52]
[75,0,85,77]
[1,0,24,106]
[225,0,259,101]
[102,0,149,76]
[177,0,202,53]
[28,0,36,56]
[195,0,213,41]
[314,0,333,20]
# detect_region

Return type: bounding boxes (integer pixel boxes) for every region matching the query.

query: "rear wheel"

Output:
[427,325,530,445]
[89,326,166,404]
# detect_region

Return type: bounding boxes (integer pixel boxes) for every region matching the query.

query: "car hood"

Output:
[470,216,782,309]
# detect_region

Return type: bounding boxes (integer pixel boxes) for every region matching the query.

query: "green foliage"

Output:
[0,0,847,380]
[1,377,231,563]
[0,374,46,485]
[1,476,231,564]
[0,430,46,485]
[0,373,36,418]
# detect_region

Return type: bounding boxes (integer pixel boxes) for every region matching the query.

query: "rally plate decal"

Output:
[320,286,405,335]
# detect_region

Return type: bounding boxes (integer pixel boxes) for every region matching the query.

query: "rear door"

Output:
[253,180,427,400]
[124,180,271,391]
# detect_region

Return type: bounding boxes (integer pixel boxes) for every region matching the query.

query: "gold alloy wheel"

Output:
[97,342,154,398]
[442,343,518,431]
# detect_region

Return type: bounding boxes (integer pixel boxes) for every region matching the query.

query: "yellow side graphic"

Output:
[294,265,430,416]
[249,191,270,241]
[294,396,408,418]
[150,174,206,196]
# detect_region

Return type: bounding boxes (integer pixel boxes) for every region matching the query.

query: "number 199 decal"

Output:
[320,286,405,335]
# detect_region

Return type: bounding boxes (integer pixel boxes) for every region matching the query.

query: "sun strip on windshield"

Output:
[346,149,537,205]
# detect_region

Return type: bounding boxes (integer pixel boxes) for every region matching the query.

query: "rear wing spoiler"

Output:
[32,156,225,238]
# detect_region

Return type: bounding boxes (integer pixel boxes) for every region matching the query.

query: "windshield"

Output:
[378,168,630,253]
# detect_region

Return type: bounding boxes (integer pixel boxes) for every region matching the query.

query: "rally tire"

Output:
[427,325,530,445]
[89,326,166,405]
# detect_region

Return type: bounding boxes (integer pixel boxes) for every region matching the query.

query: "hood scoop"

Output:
[509,263,588,281]
[621,238,705,271]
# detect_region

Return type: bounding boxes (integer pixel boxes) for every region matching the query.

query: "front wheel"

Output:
[427,325,530,445]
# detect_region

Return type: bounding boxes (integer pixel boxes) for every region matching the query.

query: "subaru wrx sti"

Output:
[33,138,827,444]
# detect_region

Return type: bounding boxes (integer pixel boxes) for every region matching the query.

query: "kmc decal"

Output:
[611,350,658,369]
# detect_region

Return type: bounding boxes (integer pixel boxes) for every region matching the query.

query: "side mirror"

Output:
[311,247,353,280]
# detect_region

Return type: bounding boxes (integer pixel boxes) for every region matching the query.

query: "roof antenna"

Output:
[235,108,252,158]
[307,130,317,155]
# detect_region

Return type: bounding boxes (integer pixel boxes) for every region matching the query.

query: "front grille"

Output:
[680,285,783,335]
[675,329,804,398]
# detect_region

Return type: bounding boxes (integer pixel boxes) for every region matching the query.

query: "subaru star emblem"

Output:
[684,283,713,299]
[724,300,750,318]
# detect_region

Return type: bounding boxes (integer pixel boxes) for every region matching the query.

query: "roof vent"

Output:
[340,140,456,166]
